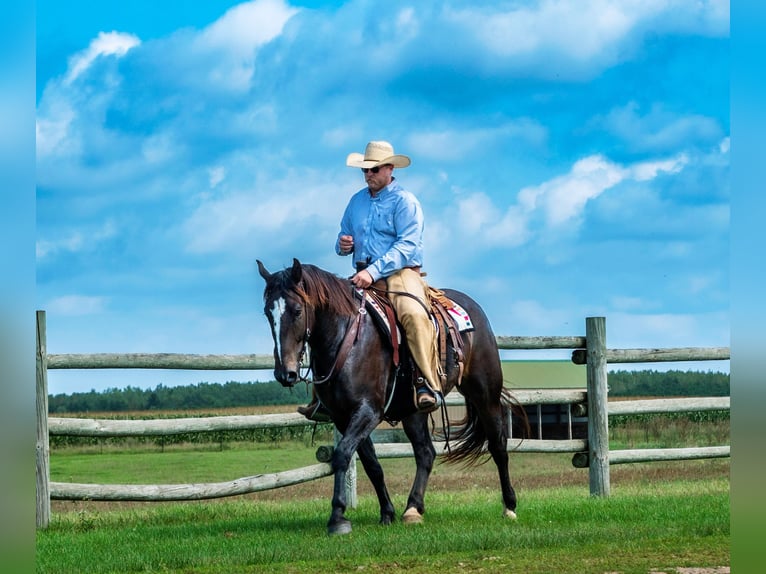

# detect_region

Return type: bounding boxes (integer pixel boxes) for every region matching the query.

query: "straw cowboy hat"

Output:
[346,140,411,169]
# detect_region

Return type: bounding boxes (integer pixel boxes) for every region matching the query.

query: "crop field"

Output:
[37,407,730,573]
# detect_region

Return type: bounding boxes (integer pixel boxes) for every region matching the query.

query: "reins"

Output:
[304,289,367,385]
[368,284,432,315]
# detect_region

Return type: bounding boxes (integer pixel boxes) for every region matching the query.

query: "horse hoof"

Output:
[402,507,423,525]
[503,508,517,520]
[328,520,352,535]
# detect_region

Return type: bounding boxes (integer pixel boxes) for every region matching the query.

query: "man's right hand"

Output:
[339,234,354,254]
[350,269,373,289]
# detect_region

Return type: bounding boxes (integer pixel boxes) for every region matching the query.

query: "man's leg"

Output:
[387,269,443,411]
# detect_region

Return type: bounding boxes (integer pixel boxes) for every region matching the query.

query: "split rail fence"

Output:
[35,312,730,529]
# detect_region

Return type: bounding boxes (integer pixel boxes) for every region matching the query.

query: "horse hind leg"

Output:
[459,377,518,518]
[478,398,518,519]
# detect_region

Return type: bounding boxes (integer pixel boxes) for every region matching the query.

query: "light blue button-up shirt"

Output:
[335,178,424,282]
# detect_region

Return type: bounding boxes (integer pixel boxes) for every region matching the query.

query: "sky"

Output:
[35,0,730,395]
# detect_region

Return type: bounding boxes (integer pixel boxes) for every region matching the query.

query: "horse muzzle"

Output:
[274,366,300,387]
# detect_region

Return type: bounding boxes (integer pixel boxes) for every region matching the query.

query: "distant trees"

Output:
[48,370,730,414]
[48,381,313,414]
[607,369,729,397]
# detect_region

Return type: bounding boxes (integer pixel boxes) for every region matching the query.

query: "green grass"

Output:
[40,417,731,573]
[49,441,323,485]
[37,479,729,574]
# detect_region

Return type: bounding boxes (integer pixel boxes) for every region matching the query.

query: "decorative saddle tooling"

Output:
[360,284,474,388]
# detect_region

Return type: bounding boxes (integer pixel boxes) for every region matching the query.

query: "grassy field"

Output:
[38,408,730,573]
[38,472,729,574]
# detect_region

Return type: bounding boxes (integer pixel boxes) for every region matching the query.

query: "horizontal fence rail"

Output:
[572,346,730,365]
[35,311,730,529]
[46,389,590,438]
[51,463,335,502]
[608,397,729,415]
[46,345,731,370]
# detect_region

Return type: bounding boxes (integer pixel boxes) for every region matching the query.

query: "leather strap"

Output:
[312,305,365,384]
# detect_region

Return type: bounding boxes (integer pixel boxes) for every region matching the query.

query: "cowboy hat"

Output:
[346,140,411,169]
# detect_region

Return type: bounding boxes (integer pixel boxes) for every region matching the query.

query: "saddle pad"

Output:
[447,302,474,332]
[364,292,402,340]
[364,291,474,333]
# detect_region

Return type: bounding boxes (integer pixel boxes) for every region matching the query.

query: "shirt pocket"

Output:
[371,205,394,234]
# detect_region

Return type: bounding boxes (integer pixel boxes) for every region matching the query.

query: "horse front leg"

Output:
[328,402,382,535]
[400,414,436,524]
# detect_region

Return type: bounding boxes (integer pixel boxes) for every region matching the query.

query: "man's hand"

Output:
[350,269,373,289]
[339,234,354,254]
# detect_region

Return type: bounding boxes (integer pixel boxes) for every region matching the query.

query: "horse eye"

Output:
[293,305,303,317]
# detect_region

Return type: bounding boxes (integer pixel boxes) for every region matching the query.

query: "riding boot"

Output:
[415,377,443,413]
[297,396,332,423]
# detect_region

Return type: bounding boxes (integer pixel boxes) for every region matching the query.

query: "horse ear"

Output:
[256,259,271,281]
[290,258,302,284]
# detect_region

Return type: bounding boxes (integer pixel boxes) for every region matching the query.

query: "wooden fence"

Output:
[35,312,730,528]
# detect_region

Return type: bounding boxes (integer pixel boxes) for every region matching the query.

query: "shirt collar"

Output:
[368,177,397,198]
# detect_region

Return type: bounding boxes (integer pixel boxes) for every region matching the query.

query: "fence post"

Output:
[36,310,51,528]
[585,316,610,497]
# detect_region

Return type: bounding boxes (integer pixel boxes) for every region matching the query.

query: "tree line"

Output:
[47,369,729,414]
[48,380,313,414]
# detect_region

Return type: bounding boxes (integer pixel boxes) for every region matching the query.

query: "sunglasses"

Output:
[361,164,391,174]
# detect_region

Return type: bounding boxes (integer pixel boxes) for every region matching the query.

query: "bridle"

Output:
[282,283,368,386]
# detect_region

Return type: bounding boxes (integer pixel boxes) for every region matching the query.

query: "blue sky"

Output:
[36,0,730,395]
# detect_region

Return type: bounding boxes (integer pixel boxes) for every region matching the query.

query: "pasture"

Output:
[37,408,730,574]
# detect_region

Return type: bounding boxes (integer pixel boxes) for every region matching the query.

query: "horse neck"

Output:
[308,306,358,369]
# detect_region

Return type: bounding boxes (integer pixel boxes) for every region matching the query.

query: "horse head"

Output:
[256,258,309,387]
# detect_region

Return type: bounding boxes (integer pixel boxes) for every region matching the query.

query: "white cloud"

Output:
[180,170,348,255]
[443,0,728,78]
[47,295,108,316]
[447,150,693,249]
[595,102,723,152]
[610,295,651,311]
[35,100,78,157]
[200,0,297,53]
[36,220,117,260]
[208,166,226,188]
[607,310,730,349]
[65,31,140,85]
[408,120,547,161]
[629,154,688,181]
[506,298,573,333]
[36,31,139,163]
[537,155,626,226]
[194,0,299,91]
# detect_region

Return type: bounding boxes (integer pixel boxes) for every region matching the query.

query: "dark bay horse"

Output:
[257,258,524,535]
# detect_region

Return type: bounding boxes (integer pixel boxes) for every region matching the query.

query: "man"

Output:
[298,140,443,421]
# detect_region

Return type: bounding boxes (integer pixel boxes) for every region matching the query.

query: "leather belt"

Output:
[356,262,422,275]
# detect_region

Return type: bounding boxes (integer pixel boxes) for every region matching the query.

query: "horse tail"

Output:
[441,388,530,467]
[502,387,531,447]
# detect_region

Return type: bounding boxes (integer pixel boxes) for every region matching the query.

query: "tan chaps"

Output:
[386,268,443,394]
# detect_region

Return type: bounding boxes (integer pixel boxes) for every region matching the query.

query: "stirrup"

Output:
[297,401,332,423]
[416,386,442,413]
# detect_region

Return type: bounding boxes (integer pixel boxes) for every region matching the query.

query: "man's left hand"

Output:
[350,269,374,289]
